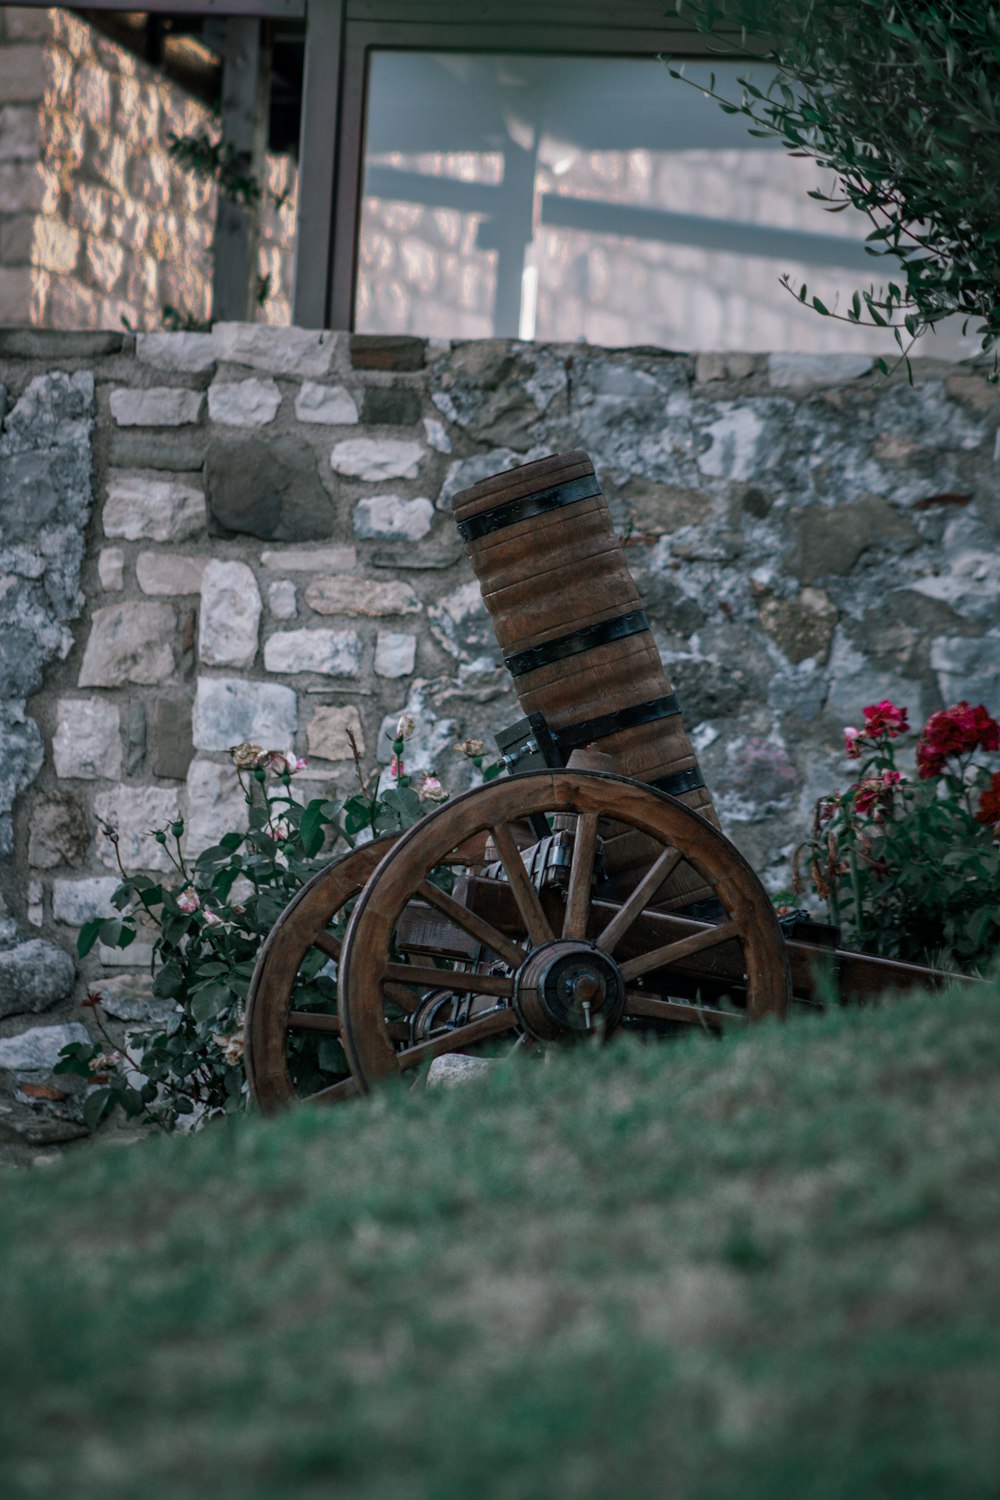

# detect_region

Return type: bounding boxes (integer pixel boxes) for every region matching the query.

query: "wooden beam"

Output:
[212,15,270,322]
[292,0,346,328]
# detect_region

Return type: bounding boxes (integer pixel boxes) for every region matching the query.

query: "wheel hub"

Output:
[513,940,626,1041]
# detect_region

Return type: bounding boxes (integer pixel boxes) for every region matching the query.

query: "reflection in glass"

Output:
[358,53,973,357]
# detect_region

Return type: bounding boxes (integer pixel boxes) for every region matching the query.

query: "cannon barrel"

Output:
[453,450,720,915]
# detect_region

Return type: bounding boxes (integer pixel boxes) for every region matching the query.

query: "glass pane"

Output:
[358,52,974,357]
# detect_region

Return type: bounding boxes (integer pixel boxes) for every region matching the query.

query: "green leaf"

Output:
[76,919,103,958]
[299,801,330,858]
[83,1087,113,1130]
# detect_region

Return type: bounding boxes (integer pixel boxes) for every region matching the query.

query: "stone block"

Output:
[375,631,416,679]
[124,701,146,775]
[192,676,297,752]
[108,429,207,473]
[694,353,757,384]
[755,587,838,665]
[212,322,336,377]
[103,471,206,542]
[0,370,94,458]
[208,378,281,427]
[0,328,123,359]
[361,386,422,426]
[110,387,204,427]
[260,545,356,572]
[0,940,75,1020]
[930,632,1000,707]
[151,695,193,780]
[790,498,916,584]
[32,217,79,274]
[135,330,216,373]
[52,696,121,779]
[199,559,261,668]
[353,494,434,542]
[267,579,296,619]
[350,334,426,371]
[93,784,182,872]
[294,381,358,425]
[78,602,176,686]
[206,436,334,543]
[306,705,365,761]
[4,8,53,40]
[52,875,119,925]
[28,792,88,868]
[0,1023,90,1075]
[97,547,124,590]
[27,879,42,928]
[263,629,360,678]
[330,437,424,481]
[0,705,43,838]
[0,43,45,101]
[0,265,31,322]
[423,416,452,453]
[767,352,873,392]
[0,211,33,261]
[305,576,420,617]
[184,758,250,856]
[136,551,206,597]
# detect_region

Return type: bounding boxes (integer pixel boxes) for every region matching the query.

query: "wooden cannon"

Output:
[244,451,964,1108]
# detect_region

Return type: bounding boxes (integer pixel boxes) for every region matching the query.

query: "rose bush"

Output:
[801,698,1000,971]
[56,723,498,1131]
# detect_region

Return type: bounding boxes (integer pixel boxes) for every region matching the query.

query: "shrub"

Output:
[799,697,1000,970]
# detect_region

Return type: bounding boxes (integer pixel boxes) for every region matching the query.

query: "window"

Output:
[357,52,975,355]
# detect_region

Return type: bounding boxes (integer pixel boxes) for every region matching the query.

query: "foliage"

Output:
[166,128,261,207]
[668,0,1000,373]
[7,980,1000,1500]
[56,725,498,1132]
[799,696,1000,969]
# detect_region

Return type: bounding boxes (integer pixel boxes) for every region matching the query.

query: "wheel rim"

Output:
[244,835,398,1110]
[338,770,791,1092]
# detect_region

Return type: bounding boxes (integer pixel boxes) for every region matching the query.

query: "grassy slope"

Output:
[2,982,999,1500]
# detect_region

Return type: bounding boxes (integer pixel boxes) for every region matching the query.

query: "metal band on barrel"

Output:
[456,473,602,542]
[555,693,682,752]
[651,765,706,797]
[504,610,650,679]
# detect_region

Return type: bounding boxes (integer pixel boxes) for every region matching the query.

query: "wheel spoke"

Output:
[489,822,554,947]
[290,1009,408,1041]
[562,811,600,940]
[619,919,740,982]
[416,879,525,969]
[288,1009,341,1034]
[305,1075,359,1106]
[597,846,683,955]
[394,1007,517,1071]
[383,963,514,998]
[313,930,341,961]
[625,993,747,1030]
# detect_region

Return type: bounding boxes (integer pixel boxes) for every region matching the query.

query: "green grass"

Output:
[3,981,1000,1500]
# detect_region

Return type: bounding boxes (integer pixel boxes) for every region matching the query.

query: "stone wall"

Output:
[2,324,998,1158]
[0,6,296,333]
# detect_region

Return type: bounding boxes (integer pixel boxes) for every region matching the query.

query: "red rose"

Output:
[917,701,1000,778]
[976,772,1000,828]
[862,699,910,738]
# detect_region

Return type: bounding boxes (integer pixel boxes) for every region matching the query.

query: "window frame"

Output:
[295,2,743,329]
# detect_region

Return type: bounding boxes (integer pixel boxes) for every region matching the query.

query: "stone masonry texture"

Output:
[0,6,296,334]
[2,320,1000,1161]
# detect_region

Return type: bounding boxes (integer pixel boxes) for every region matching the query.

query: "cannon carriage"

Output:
[244,451,963,1108]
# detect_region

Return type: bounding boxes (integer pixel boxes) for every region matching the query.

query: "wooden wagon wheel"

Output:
[337,770,792,1092]
[244,835,398,1111]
